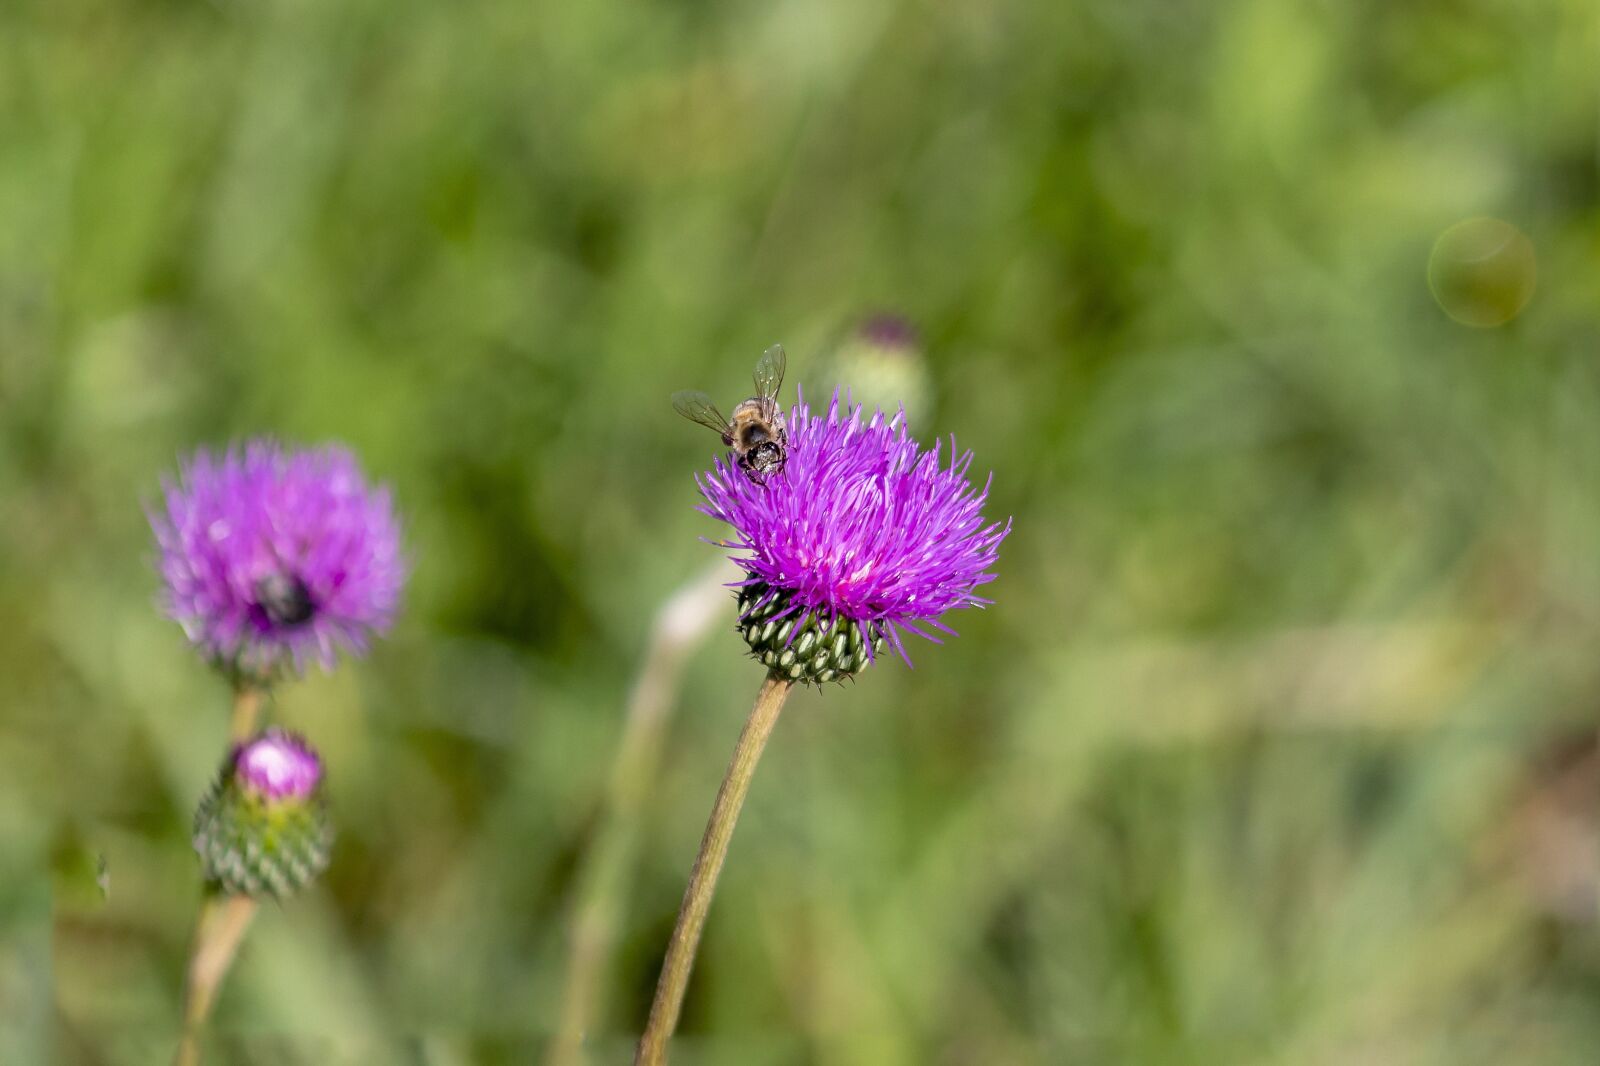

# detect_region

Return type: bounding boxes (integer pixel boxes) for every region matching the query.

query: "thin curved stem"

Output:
[634,673,794,1066]
[548,562,736,1066]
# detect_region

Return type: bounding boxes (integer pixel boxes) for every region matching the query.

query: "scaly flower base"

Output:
[737,583,882,684]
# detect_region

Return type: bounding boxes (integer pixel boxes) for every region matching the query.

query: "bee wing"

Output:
[672,390,732,435]
[752,344,787,402]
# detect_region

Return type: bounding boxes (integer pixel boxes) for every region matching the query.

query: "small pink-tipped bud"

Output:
[818,313,933,418]
[193,729,333,899]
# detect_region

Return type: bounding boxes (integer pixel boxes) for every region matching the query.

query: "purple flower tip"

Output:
[234,729,322,801]
[696,390,1010,664]
[856,313,920,352]
[149,439,405,677]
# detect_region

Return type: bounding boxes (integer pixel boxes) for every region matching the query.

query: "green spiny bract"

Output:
[192,768,332,899]
[737,583,884,685]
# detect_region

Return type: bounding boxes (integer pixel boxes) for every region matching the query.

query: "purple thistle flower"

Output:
[696,390,1009,667]
[150,440,404,680]
[233,729,323,801]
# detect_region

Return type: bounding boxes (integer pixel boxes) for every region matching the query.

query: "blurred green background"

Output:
[3,0,1600,1062]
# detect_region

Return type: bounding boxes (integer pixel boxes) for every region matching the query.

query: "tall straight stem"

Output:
[634,673,794,1066]
[173,684,266,1066]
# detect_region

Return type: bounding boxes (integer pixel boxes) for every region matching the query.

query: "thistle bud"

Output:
[193,730,332,899]
[818,314,933,418]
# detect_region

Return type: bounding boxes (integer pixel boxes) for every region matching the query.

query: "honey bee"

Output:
[674,344,789,481]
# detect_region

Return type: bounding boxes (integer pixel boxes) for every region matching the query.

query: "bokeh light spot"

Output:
[1427,217,1536,328]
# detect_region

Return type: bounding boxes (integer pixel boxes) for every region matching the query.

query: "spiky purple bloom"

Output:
[150,440,404,679]
[697,391,1009,665]
[234,730,323,801]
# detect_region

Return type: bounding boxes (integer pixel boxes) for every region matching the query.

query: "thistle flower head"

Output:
[696,391,1009,681]
[149,440,404,682]
[234,730,323,801]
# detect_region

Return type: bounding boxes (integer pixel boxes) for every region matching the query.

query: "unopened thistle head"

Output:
[149,440,404,684]
[819,314,933,417]
[696,391,1009,684]
[193,729,333,899]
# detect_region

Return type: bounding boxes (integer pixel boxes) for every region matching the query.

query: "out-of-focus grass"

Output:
[2,0,1599,1062]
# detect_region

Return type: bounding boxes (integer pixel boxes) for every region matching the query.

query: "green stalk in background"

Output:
[548,561,736,1066]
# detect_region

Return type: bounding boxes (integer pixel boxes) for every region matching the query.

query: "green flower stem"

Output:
[634,672,795,1066]
[173,685,266,1066]
[548,562,734,1066]
[173,892,257,1066]
[228,684,263,742]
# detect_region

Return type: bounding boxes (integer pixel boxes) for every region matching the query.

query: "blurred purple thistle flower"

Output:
[150,440,404,680]
[696,390,1009,666]
[233,729,322,801]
